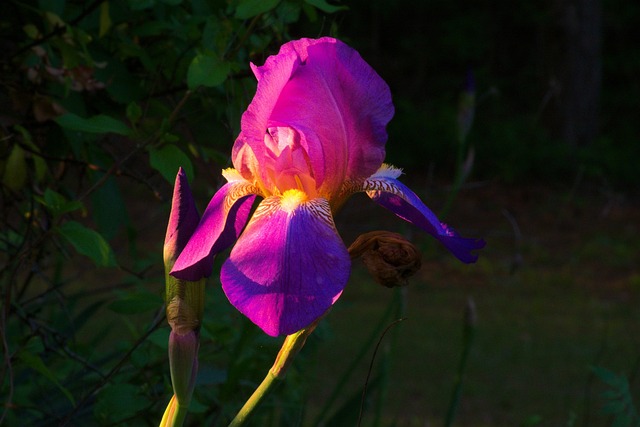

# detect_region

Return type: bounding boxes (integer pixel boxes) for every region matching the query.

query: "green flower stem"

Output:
[228,321,319,427]
[444,298,477,427]
[159,394,188,427]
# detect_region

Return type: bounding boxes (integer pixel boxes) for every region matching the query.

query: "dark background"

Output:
[1,0,638,426]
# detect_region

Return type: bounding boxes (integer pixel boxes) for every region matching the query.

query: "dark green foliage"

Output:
[0,0,345,425]
[592,366,640,427]
[1,0,638,426]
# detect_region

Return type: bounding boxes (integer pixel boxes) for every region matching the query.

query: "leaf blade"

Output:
[55,113,131,136]
[57,221,117,267]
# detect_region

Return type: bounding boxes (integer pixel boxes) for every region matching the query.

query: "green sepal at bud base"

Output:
[165,274,205,334]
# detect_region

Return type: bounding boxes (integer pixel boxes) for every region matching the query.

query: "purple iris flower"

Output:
[171,37,485,337]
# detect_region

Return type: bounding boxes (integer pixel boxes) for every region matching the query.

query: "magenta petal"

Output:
[366,178,485,263]
[171,182,257,281]
[221,196,350,337]
[234,37,394,195]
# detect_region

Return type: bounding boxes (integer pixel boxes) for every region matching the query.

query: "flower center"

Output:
[280,189,308,213]
[263,126,317,197]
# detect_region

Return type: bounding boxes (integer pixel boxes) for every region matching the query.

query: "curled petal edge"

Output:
[361,167,485,263]
[170,179,258,281]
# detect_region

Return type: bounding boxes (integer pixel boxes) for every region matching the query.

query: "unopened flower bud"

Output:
[164,168,206,330]
[168,330,199,406]
[348,231,422,288]
[166,294,201,335]
[164,167,200,270]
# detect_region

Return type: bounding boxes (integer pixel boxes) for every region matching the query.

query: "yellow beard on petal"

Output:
[222,168,244,182]
[280,189,308,213]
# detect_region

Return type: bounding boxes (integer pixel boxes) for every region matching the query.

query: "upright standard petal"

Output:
[171,178,258,281]
[363,166,485,263]
[221,191,350,337]
[233,37,394,197]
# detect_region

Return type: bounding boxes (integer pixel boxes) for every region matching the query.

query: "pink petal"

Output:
[170,181,257,281]
[221,195,350,336]
[365,176,485,263]
[233,37,394,197]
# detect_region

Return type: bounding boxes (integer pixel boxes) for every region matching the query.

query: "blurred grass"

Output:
[304,182,640,426]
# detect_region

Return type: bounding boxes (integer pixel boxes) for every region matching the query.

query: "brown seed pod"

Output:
[348,231,422,288]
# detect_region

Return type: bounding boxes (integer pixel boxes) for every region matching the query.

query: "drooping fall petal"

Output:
[364,167,485,263]
[220,191,350,337]
[171,180,257,281]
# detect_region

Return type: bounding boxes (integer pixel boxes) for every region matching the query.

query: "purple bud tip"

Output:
[164,167,200,265]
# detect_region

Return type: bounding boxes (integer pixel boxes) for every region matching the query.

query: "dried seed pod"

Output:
[348,231,422,288]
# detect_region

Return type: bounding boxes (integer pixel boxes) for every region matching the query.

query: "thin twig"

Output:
[58,314,165,426]
[357,318,405,427]
[8,0,107,60]
[77,89,192,202]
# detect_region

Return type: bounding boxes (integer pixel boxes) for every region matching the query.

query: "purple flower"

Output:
[171,37,485,337]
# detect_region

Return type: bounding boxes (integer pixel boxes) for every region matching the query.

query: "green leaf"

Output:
[109,292,163,314]
[147,328,170,349]
[304,0,347,13]
[55,113,131,136]
[592,366,625,388]
[41,188,84,217]
[2,144,27,191]
[90,174,128,240]
[57,221,117,267]
[98,1,111,37]
[94,383,150,423]
[16,126,47,182]
[126,101,142,124]
[149,144,194,184]
[187,53,230,89]
[23,24,40,39]
[235,0,280,19]
[0,229,22,252]
[592,366,640,426]
[18,350,75,406]
[41,0,66,15]
[128,0,156,10]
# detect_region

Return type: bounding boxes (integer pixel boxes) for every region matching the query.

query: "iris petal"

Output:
[171,181,258,281]
[221,194,350,337]
[269,39,393,195]
[364,175,485,263]
[233,38,394,197]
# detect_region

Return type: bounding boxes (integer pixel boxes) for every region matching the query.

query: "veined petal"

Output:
[269,39,393,195]
[171,179,258,281]
[233,38,393,198]
[363,168,485,263]
[221,191,350,337]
